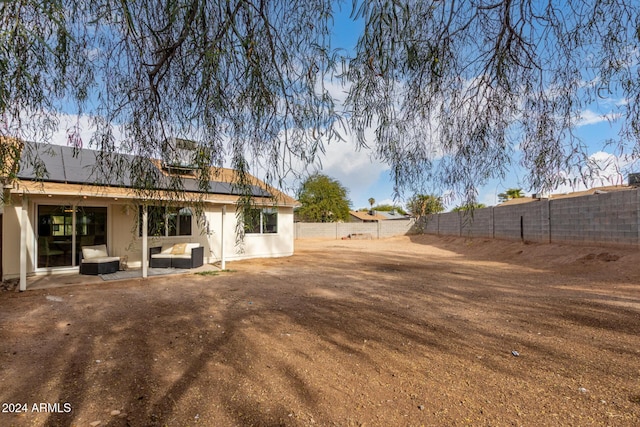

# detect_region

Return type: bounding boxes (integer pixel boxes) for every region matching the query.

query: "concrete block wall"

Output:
[295,222,340,239]
[460,208,493,238]
[295,220,415,239]
[493,201,550,243]
[424,215,439,234]
[424,188,640,247]
[296,188,640,247]
[536,199,551,242]
[549,191,639,245]
[378,220,415,238]
[337,222,380,238]
[437,212,461,236]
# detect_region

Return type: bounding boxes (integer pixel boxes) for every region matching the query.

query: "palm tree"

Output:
[498,188,524,203]
[368,197,375,210]
[452,203,486,212]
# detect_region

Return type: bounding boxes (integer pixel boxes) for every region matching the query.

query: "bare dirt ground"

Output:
[1,235,639,427]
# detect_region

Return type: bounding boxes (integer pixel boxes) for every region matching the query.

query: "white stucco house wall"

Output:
[1,138,299,290]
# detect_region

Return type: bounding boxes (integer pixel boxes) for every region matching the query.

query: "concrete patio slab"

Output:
[22,263,220,290]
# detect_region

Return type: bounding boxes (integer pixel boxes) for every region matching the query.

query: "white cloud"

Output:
[50,114,97,147]
[44,114,394,207]
[321,78,350,107]
[46,112,128,151]
[318,130,383,175]
[584,151,636,186]
[576,109,621,127]
[552,151,637,193]
[239,122,391,206]
[242,78,395,205]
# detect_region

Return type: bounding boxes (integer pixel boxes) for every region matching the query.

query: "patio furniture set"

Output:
[79,243,204,275]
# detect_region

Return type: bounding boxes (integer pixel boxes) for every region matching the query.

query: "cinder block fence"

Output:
[421,188,640,247]
[294,220,415,240]
[295,188,640,247]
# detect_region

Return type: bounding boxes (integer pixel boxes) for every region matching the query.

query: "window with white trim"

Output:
[139,206,192,237]
[244,208,277,234]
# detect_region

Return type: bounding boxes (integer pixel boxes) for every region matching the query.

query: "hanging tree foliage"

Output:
[346,0,640,201]
[0,0,339,194]
[1,1,640,203]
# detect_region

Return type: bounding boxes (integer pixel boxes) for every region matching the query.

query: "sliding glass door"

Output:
[37,205,73,268]
[37,205,107,269]
[75,206,107,266]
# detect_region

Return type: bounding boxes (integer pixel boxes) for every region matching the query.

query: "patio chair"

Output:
[149,243,204,269]
[38,236,64,267]
[79,244,120,275]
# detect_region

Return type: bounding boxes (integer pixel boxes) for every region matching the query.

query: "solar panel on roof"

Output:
[17,142,272,198]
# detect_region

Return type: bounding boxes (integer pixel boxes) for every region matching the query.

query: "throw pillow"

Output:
[171,243,187,255]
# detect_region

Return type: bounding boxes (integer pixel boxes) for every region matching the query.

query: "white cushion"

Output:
[184,243,199,255]
[151,254,174,259]
[82,256,119,264]
[152,244,199,258]
[82,244,109,259]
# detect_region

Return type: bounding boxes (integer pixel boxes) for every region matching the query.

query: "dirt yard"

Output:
[1,235,639,426]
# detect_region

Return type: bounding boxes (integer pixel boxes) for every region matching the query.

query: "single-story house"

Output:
[1,138,299,290]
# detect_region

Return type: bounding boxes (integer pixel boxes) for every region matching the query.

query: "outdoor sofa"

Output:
[79,244,120,275]
[149,243,204,269]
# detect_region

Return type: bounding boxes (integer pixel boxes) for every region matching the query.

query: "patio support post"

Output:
[19,194,27,291]
[142,204,148,278]
[221,205,226,270]
[71,206,77,266]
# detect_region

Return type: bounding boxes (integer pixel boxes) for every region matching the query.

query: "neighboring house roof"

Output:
[374,210,411,220]
[543,185,634,200]
[349,210,388,222]
[497,185,635,207]
[496,196,537,206]
[5,139,298,206]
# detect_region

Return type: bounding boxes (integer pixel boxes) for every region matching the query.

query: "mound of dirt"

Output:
[579,252,621,262]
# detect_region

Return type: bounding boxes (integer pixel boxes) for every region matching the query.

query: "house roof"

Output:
[497,185,635,207]
[349,210,388,222]
[5,139,298,206]
[374,210,411,220]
